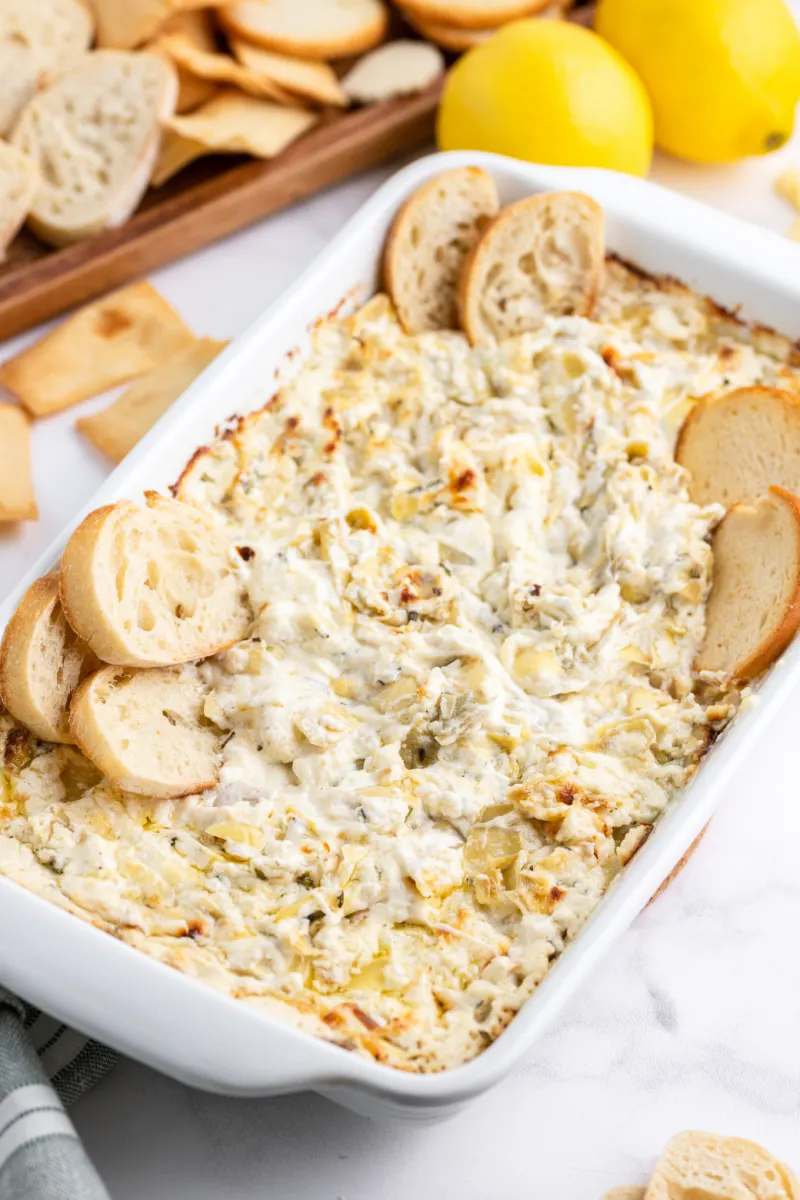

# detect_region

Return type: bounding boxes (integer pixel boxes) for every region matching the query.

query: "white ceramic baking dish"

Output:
[2,151,800,1124]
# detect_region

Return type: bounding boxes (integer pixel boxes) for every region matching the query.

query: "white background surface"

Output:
[4,28,800,1200]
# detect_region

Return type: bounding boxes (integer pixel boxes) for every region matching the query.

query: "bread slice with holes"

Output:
[697,486,800,681]
[645,1131,800,1200]
[0,574,99,744]
[70,665,219,797]
[0,0,93,136]
[216,0,389,61]
[384,166,499,334]
[60,493,249,668]
[10,50,178,248]
[0,142,39,259]
[676,386,800,509]
[458,191,604,344]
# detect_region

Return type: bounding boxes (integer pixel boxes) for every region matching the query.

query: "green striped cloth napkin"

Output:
[0,988,114,1199]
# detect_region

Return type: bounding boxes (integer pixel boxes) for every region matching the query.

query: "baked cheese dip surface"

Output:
[1,258,797,1072]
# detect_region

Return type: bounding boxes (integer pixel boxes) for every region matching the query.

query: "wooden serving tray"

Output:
[0,80,443,342]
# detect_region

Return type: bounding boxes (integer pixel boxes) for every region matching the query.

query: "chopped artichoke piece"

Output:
[464,826,522,872]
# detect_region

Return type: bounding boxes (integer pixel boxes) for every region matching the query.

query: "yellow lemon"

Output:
[596,0,800,163]
[436,19,654,177]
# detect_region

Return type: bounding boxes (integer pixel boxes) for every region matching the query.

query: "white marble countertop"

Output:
[3,116,800,1200]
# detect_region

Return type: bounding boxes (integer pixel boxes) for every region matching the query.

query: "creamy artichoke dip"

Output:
[2,258,798,1072]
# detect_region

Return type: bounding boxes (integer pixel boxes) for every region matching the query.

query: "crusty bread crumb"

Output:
[70,664,219,798]
[676,386,800,508]
[0,574,99,744]
[458,190,604,344]
[11,50,177,248]
[384,166,499,334]
[697,486,800,681]
[60,493,250,668]
[645,1131,800,1200]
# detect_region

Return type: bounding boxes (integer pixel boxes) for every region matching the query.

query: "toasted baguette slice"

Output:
[384,166,499,334]
[70,665,219,798]
[216,0,389,61]
[60,493,249,668]
[697,486,800,681]
[0,574,99,744]
[342,40,444,105]
[458,191,605,343]
[76,338,228,463]
[645,1131,800,1200]
[0,404,36,521]
[676,386,800,509]
[402,13,495,48]
[399,0,549,29]
[0,283,197,417]
[0,143,39,260]
[601,1191,645,1200]
[11,51,178,248]
[0,0,93,135]
[229,37,347,108]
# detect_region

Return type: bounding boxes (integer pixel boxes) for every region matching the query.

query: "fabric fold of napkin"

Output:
[0,987,114,1200]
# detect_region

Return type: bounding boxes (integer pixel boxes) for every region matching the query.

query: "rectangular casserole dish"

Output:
[2,150,800,1124]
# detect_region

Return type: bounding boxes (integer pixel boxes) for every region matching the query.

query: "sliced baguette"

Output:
[0,0,93,136]
[0,404,36,521]
[76,337,228,463]
[0,574,99,744]
[383,166,500,334]
[60,493,250,668]
[216,0,389,61]
[645,1131,800,1200]
[402,14,495,49]
[70,665,219,798]
[11,51,178,248]
[0,142,39,259]
[0,282,197,416]
[399,0,549,28]
[676,386,800,509]
[601,1191,645,1200]
[458,191,605,344]
[229,37,348,109]
[342,40,444,105]
[697,486,800,681]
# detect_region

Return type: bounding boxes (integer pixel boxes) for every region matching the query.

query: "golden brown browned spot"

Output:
[452,468,476,492]
[549,886,566,904]
[4,727,31,774]
[348,1004,379,1031]
[95,309,132,338]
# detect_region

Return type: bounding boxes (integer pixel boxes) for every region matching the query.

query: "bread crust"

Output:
[399,0,550,30]
[0,573,98,743]
[698,485,800,681]
[458,191,604,344]
[383,166,499,334]
[403,13,495,48]
[216,1,389,61]
[69,666,219,798]
[60,496,249,667]
[675,385,800,507]
[11,51,178,248]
